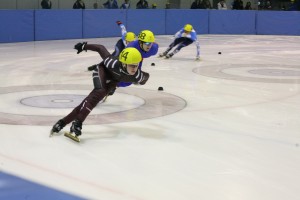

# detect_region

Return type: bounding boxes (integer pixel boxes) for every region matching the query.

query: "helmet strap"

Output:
[122,63,129,73]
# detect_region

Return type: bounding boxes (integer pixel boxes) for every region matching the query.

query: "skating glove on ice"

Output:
[116,21,122,26]
[74,42,87,54]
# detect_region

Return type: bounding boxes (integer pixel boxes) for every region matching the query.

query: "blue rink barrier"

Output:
[0,10,34,43]
[83,9,126,38]
[127,9,166,35]
[209,10,256,34]
[256,11,300,35]
[35,10,82,41]
[0,9,299,43]
[166,9,209,34]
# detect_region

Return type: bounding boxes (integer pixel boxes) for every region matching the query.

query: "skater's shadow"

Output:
[81,125,167,142]
[83,130,120,140]
[162,57,196,62]
[51,131,65,137]
[123,126,166,139]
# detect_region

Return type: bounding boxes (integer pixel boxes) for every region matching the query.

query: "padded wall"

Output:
[1,9,300,43]
[126,9,166,35]
[35,10,82,41]
[256,11,300,35]
[166,9,209,35]
[0,10,34,43]
[83,10,126,38]
[209,10,256,34]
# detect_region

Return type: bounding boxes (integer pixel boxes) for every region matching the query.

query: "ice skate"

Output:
[64,132,80,143]
[101,94,109,103]
[49,119,66,137]
[158,52,167,57]
[64,120,82,142]
[87,64,98,71]
[165,53,174,59]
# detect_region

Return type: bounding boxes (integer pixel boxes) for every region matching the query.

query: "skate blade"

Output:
[102,94,109,103]
[100,94,109,103]
[49,130,54,137]
[64,132,80,143]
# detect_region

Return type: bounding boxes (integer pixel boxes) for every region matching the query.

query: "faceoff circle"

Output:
[0,85,186,125]
[193,64,300,84]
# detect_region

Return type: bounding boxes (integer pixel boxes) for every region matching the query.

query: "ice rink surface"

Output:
[0,35,299,200]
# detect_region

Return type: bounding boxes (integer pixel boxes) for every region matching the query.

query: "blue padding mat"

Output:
[35,10,83,41]
[83,10,126,38]
[165,9,209,35]
[0,172,85,200]
[2,9,300,43]
[256,11,300,35]
[0,10,34,43]
[209,10,256,34]
[127,9,166,35]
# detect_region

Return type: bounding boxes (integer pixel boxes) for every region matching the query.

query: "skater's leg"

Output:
[62,102,84,124]
[159,38,179,57]
[69,66,109,136]
[52,65,107,138]
[166,38,193,58]
[63,88,106,137]
[76,88,106,123]
[60,86,106,130]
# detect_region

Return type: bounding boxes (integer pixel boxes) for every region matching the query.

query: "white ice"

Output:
[0,35,300,200]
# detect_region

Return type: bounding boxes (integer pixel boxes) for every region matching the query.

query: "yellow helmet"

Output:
[119,47,142,64]
[125,32,136,42]
[138,30,155,43]
[184,24,193,32]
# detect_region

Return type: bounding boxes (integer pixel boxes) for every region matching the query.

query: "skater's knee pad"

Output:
[93,72,103,89]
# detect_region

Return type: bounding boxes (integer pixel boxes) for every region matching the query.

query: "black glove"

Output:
[74,42,87,54]
[87,64,98,71]
[116,21,122,26]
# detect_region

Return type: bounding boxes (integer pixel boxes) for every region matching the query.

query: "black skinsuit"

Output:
[62,44,149,125]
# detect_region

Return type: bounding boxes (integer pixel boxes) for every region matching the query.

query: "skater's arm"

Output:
[190,32,200,58]
[74,42,111,59]
[147,43,159,57]
[174,29,184,38]
[137,71,150,85]
[120,24,127,40]
[117,21,127,46]
[84,44,111,60]
[195,40,200,58]
[121,70,149,85]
